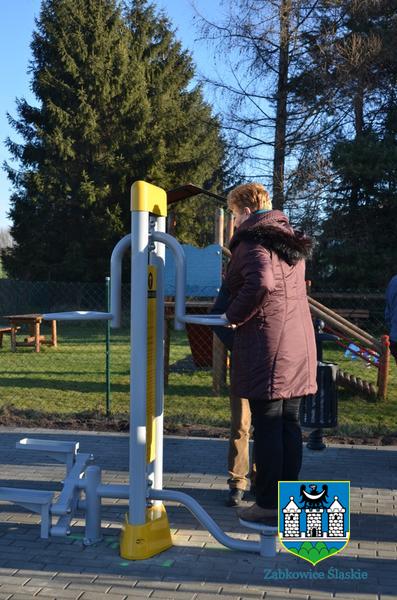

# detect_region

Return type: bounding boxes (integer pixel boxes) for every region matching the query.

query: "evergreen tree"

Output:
[4,0,148,281]
[289,0,397,289]
[4,0,227,280]
[124,0,228,246]
[314,104,397,290]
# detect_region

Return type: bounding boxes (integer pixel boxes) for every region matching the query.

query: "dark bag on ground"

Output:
[209,282,235,351]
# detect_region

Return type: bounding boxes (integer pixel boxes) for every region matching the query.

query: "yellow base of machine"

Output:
[119,504,173,560]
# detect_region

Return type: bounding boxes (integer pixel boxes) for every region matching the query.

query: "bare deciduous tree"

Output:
[0,228,14,249]
[198,0,332,211]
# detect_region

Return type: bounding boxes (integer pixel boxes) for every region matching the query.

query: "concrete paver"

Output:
[0,428,396,599]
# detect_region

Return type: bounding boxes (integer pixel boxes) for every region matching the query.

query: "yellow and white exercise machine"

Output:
[0,181,277,559]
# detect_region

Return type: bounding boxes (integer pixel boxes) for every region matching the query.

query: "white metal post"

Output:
[130,210,149,525]
[153,216,166,498]
[110,234,131,328]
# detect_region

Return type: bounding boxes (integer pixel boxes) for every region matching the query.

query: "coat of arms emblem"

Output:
[278,480,350,565]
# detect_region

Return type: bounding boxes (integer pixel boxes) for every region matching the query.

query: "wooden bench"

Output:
[3,314,58,352]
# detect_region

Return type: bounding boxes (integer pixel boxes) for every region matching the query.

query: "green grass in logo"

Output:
[288,542,340,564]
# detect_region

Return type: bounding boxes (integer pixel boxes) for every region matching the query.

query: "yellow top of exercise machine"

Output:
[131,181,167,217]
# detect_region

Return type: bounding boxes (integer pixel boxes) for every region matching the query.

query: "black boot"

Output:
[225,488,245,507]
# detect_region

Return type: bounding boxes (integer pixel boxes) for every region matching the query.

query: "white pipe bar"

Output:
[96,484,129,499]
[76,482,273,556]
[84,465,103,545]
[130,210,149,525]
[149,488,261,553]
[42,311,112,321]
[110,234,131,328]
[152,215,166,501]
[152,231,185,330]
[50,514,72,537]
[180,315,228,326]
[78,480,129,499]
[152,232,228,329]
[51,453,92,516]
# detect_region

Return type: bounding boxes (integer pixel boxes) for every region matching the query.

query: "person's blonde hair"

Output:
[227,182,272,213]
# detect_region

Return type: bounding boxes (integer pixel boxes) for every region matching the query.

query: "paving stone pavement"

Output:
[0,428,396,599]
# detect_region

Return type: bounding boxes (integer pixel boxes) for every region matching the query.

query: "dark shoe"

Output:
[248,484,256,497]
[237,503,278,525]
[225,488,245,507]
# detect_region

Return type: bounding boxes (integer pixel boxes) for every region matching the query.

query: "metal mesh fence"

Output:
[0,280,390,423]
[0,279,114,421]
[166,297,215,372]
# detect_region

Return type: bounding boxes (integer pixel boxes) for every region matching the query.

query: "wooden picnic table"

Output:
[4,314,58,353]
[0,326,19,348]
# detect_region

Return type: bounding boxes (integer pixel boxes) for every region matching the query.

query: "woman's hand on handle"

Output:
[220,313,237,329]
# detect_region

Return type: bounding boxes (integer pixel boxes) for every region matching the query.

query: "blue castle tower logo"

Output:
[278,481,350,565]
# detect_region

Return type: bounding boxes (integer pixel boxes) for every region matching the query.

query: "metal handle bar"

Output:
[152,231,228,330]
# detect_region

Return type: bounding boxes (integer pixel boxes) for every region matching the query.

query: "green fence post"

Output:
[105,276,111,416]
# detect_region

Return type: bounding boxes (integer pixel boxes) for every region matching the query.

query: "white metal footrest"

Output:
[239,519,278,557]
[0,487,54,538]
[16,438,79,474]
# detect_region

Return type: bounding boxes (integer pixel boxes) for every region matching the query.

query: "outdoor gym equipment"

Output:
[0,181,277,560]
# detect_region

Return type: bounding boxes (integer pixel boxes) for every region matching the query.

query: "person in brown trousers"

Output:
[221,182,317,524]
[210,283,256,506]
[226,394,256,505]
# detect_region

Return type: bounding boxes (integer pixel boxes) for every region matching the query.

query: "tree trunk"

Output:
[272,0,291,211]
[353,84,364,138]
[351,82,364,206]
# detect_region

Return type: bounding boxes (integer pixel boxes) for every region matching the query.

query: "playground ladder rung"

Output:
[0,487,54,538]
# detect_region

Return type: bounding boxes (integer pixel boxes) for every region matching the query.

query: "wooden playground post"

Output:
[377,334,391,401]
[167,209,176,236]
[225,211,234,245]
[212,208,227,395]
[214,207,224,247]
[164,316,171,387]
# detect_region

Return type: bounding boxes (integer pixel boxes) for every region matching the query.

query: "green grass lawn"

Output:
[0,322,129,416]
[0,323,395,437]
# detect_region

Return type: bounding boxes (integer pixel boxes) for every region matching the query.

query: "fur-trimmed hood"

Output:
[229,210,314,265]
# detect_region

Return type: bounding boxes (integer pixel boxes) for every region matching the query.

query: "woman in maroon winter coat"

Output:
[222,183,317,524]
